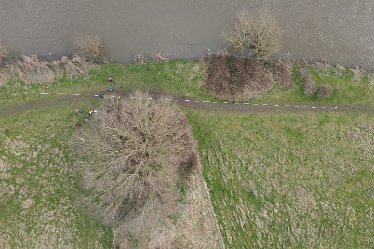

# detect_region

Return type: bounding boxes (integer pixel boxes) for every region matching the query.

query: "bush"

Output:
[204,54,277,100]
[316,84,333,99]
[0,43,8,65]
[60,55,92,79]
[72,33,105,63]
[222,10,280,59]
[266,58,292,88]
[301,68,316,96]
[10,55,57,84]
[76,92,197,246]
[9,54,91,84]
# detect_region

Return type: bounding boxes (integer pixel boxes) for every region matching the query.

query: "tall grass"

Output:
[8,54,92,84]
[188,111,374,248]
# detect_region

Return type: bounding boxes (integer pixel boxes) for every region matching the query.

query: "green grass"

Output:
[1,60,373,110]
[0,100,112,248]
[0,60,211,109]
[0,59,373,248]
[257,66,374,105]
[187,110,374,248]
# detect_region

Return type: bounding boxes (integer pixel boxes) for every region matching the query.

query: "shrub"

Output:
[0,43,8,65]
[266,58,292,88]
[222,10,280,59]
[151,52,170,63]
[60,55,92,79]
[316,84,333,99]
[301,68,316,96]
[9,54,91,84]
[72,33,105,63]
[133,52,170,64]
[133,53,148,64]
[204,54,275,100]
[10,55,57,84]
[76,92,197,246]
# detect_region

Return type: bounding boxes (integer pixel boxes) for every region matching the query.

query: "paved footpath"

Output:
[0,91,373,118]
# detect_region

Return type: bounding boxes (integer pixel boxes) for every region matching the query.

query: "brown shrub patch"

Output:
[204,54,292,100]
[316,84,333,99]
[8,54,91,84]
[133,52,170,64]
[266,58,292,88]
[301,68,316,96]
[60,55,92,79]
[10,55,57,84]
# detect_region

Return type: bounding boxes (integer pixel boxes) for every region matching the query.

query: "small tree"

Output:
[72,33,105,63]
[223,10,280,59]
[76,92,197,246]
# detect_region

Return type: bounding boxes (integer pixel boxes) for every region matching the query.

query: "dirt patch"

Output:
[21,198,34,209]
[0,158,10,171]
[144,170,224,249]
[115,151,224,249]
[0,184,14,202]
[203,54,292,100]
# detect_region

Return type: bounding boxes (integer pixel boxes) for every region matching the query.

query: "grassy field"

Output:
[0,100,112,248]
[187,110,374,248]
[0,59,373,248]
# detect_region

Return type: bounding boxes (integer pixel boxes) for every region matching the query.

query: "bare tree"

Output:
[223,9,281,59]
[75,92,197,247]
[72,33,106,63]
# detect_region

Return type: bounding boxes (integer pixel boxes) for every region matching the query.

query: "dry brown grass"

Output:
[76,92,198,247]
[8,54,91,84]
[10,55,57,84]
[133,53,170,64]
[133,53,148,64]
[223,10,281,59]
[72,33,105,63]
[60,55,92,79]
[150,52,170,63]
[0,43,8,65]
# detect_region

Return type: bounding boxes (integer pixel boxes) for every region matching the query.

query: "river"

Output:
[1,0,373,68]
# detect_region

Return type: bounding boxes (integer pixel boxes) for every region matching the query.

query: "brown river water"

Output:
[1,0,373,69]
